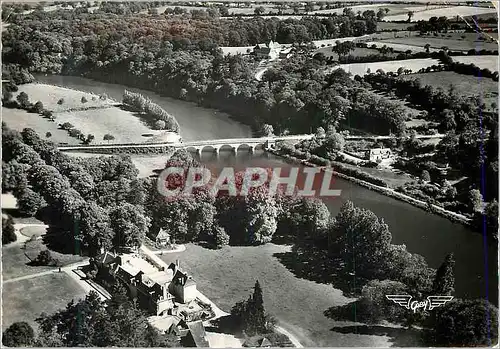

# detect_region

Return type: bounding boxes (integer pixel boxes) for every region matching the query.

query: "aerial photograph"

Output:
[1,0,498,347]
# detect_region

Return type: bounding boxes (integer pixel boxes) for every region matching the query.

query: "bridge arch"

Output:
[218,144,235,153]
[236,143,255,152]
[185,146,200,154]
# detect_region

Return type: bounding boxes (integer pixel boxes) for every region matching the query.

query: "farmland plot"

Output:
[381,34,498,52]
[453,55,499,72]
[400,71,498,111]
[331,58,441,77]
[383,5,497,21]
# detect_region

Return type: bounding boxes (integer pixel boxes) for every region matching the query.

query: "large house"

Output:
[254,40,282,60]
[95,251,197,315]
[365,148,393,162]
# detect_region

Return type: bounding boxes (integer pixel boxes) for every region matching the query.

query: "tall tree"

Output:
[432,253,455,295]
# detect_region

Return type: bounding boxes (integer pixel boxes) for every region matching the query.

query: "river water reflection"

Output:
[35,74,498,303]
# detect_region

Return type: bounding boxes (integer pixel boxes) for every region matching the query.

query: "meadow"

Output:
[400,71,499,110]
[159,243,406,347]
[383,5,497,21]
[310,3,446,16]
[7,84,165,144]
[453,55,499,72]
[381,33,498,52]
[332,58,441,77]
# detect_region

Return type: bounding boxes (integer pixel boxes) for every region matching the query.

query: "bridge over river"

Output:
[57,133,446,153]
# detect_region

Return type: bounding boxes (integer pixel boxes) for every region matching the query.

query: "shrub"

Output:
[33,250,57,266]
[45,132,52,138]
[57,98,64,105]
[81,96,88,103]
[2,322,35,347]
[33,101,44,113]
[2,215,16,245]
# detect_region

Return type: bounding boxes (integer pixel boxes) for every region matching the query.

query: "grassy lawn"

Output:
[332,58,440,77]
[159,243,411,347]
[2,240,85,280]
[2,273,88,331]
[381,33,498,52]
[383,5,497,21]
[400,71,498,110]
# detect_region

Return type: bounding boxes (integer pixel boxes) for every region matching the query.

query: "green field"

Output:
[383,5,497,21]
[160,243,419,347]
[400,71,498,110]
[314,46,397,60]
[2,273,88,331]
[6,83,165,144]
[332,58,441,77]
[381,32,498,52]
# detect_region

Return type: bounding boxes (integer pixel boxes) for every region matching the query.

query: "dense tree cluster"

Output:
[35,287,178,347]
[123,90,180,132]
[2,124,149,255]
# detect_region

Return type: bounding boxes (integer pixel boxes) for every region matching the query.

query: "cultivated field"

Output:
[2,273,88,331]
[400,71,499,110]
[7,84,165,144]
[453,55,499,72]
[160,243,405,347]
[383,5,497,21]
[332,58,441,77]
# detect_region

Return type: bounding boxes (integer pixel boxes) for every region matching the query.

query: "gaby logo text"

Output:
[157,166,342,198]
[386,295,454,313]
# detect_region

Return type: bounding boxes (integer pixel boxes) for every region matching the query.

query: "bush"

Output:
[33,101,44,113]
[81,96,88,103]
[2,322,35,347]
[57,98,64,105]
[2,214,17,245]
[32,250,59,266]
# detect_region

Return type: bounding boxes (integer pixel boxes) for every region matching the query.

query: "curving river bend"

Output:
[35,74,498,304]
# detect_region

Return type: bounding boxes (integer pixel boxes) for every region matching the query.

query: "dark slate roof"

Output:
[187,321,209,347]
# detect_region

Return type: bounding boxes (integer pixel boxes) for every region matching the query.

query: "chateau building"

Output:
[95,251,197,316]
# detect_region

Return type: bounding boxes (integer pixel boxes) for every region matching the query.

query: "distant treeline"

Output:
[122,90,180,133]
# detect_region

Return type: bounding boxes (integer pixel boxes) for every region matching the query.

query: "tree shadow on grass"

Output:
[329,324,424,347]
[273,241,368,296]
[204,315,241,336]
[41,225,83,256]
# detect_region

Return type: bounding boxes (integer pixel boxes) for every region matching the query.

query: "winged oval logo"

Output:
[386,295,454,313]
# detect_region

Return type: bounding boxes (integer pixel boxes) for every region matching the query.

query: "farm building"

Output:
[365,148,393,162]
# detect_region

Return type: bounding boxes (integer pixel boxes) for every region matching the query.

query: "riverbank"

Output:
[268,147,472,227]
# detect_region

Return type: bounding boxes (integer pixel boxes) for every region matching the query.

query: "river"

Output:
[34,74,498,304]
